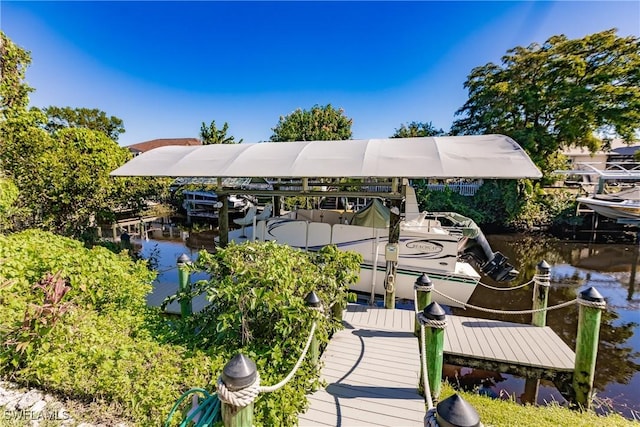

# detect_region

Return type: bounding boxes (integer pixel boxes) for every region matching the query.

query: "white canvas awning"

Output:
[111,135,542,179]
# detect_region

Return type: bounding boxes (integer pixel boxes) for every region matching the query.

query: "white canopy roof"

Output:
[111,134,541,179]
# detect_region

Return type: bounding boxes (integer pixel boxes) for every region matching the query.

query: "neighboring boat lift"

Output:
[557,162,640,231]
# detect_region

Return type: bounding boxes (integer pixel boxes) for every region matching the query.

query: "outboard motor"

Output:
[459,233,518,282]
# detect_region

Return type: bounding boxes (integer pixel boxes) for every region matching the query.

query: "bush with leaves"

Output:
[164,241,362,425]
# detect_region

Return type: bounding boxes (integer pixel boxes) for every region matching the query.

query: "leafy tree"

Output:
[42,106,125,141]
[391,121,446,138]
[452,29,640,177]
[199,120,242,144]
[0,31,33,117]
[270,104,353,141]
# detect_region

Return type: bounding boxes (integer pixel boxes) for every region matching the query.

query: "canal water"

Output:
[137,229,639,420]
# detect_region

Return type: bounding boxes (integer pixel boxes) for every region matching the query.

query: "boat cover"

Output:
[111,135,542,179]
[350,199,390,228]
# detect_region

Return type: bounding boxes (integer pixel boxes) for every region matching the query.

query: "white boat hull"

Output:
[242,216,480,308]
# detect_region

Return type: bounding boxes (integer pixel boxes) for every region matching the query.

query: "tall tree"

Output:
[199,120,242,144]
[270,104,353,142]
[452,29,640,176]
[43,106,125,141]
[391,121,446,138]
[0,31,33,117]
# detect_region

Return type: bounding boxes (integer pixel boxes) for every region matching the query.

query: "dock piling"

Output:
[532,260,551,327]
[305,291,323,370]
[414,273,433,336]
[177,253,192,318]
[219,353,257,427]
[418,302,447,403]
[573,286,606,409]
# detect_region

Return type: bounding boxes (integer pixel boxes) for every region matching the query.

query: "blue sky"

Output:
[2,1,639,147]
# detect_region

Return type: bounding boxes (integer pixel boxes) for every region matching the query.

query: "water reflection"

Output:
[449,234,640,419]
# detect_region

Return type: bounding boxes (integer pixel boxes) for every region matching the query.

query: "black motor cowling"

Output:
[459,234,518,282]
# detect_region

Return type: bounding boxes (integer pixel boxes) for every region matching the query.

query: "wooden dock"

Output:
[300,304,576,426]
[299,305,426,426]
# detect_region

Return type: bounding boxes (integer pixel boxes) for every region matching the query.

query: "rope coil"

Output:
[417,312,448,329]
[216,375,261,408]
[577,298,607,309]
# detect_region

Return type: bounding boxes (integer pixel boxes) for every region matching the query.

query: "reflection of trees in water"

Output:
[458,234,640,396]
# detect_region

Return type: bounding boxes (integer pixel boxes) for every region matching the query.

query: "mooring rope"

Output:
[431,287,579,315]
[419,323,434,411]
[475,277,535,291]
[215,320,318,408]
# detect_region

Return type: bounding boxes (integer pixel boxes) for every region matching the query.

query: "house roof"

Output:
[111,134,542,180]
[125,138,202,153]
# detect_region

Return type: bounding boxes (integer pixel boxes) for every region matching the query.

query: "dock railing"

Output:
[413,261,607,411]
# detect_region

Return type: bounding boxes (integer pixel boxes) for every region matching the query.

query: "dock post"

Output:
[418,302,447,403]
[573,287,606,409]
[432,393,481,427]
[219,193,229,247]
[305,291,322,369]
[384,197,402,310]
[414,273,433,337]
[219,353,257,427]
[177,254,193,318]
[532,260,551,327]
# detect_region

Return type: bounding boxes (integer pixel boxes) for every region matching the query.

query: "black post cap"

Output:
[222,353,257,389]
[415,273,433,287]
[580,286,605,303]
[177,253,191,265]
[436,393,481,427]
[537,260,550,274]
[305,291,322,308]
[423,302,446,321]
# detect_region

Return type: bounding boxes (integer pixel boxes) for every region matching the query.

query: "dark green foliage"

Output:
[452,29,640,178]
[0,31,33,116]
[270,104,353,142]
[42,106,125,141]
[415,180,579,230]
[0,231,364,425]
[199,119,242,144]
[391,121,446,138]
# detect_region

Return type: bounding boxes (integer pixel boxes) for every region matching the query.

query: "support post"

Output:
[572,287,605,409]
[418,302,447,403]
[532,260,550,327]
[220,354,257,427]
[305,291,323,370]
[384,197,402,309]
[521,378,540,405]
[219,192,229,247]
[414,273,433,337]
[177,254,192,318]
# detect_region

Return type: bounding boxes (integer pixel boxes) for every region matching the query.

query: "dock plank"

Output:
[302,305,575,425]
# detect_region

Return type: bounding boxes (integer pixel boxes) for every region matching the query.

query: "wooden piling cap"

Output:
[305,291,322,308]
[415,273,433,287]
[536,260,550,274]
[580,286,604,303]
[222,353,257,389]
[424,302,446,321]
[177,253,191,264]
[436,393,481,427]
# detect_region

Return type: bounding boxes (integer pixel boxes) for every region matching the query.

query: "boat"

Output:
[240,184,517,308]
[576,186,640,222]
[111,135,542,307]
